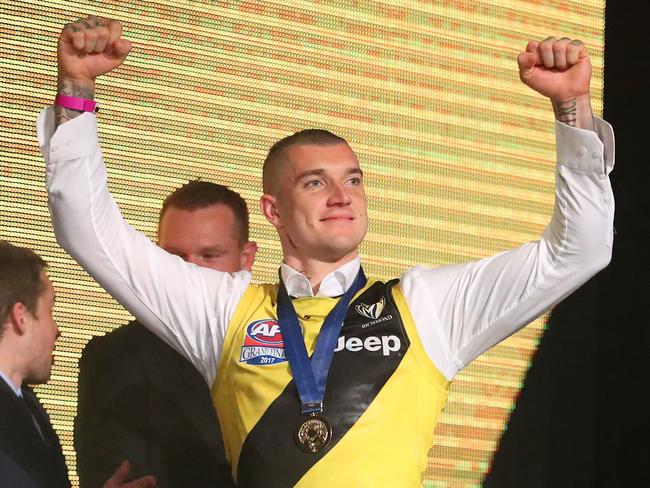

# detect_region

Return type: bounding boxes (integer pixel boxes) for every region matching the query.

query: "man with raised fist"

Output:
[41,16,614,487]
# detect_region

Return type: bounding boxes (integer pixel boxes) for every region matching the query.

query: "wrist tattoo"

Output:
[553,98,577,127]
[54,80,94,128]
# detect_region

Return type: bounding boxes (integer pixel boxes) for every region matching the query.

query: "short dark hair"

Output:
[0,241,48,335]
[263,129,349,194]
[159,180,250,244]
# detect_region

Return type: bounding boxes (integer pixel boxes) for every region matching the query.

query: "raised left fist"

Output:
[517,37,591,102]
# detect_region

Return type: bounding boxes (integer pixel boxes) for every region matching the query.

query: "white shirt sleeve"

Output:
[38,107,249,385]
[401,118,615,380]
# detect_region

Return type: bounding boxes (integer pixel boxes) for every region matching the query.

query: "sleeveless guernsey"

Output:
[213,279,450,487]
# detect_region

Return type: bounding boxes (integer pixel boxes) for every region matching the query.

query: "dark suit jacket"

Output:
[0,377,70,488]
[74,321,234,488]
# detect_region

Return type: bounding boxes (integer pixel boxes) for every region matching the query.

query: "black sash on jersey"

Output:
[237,280,409,487]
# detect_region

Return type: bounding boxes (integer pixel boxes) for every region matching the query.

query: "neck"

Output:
[283,251,358,294]
[0,335,26,392]
[0,360,23,393]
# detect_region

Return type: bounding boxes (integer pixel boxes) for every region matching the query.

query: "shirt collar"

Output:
[0,370,22,397]
[280,256,361,298]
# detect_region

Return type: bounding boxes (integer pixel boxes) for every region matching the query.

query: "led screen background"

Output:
[0,1,604,485]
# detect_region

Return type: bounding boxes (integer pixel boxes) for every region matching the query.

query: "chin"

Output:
[25,364,53,385]
[24,374,50,385]
[319,241,361,263]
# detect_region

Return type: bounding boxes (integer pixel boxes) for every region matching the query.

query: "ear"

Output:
[260,194,282,228]
[240,241,258,271]
[8,302,29,336]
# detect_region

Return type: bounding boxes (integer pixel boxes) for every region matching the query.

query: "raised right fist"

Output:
[58,16,132,86]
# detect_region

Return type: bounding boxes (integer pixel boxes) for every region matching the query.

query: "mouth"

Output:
[320,215,355,222]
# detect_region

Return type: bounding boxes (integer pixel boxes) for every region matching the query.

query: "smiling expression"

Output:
[263,142,368,263]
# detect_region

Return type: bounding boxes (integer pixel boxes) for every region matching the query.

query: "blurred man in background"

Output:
[75,181,256,487]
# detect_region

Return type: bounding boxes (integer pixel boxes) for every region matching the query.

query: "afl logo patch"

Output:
[240,319,287,365]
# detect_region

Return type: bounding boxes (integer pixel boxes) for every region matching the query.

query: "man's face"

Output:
[24,273,59,384]
[266,143,368,263]
[158,203,255,272]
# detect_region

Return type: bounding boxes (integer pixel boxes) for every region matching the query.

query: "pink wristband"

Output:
[54,94,99,114]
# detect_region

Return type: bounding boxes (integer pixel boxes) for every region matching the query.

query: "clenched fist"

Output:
[58,16,131,88]
[518,37,594,129]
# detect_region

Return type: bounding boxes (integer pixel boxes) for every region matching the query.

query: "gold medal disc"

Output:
[294,414,332,453]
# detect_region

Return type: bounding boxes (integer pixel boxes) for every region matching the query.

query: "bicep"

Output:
[46,118,248,377]
[403,241,562,378]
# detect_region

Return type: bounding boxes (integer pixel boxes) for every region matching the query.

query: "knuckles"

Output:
[60,16,120,54]
[523,36,588,70]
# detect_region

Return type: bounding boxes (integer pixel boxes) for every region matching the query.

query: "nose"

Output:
[327,181,351,206]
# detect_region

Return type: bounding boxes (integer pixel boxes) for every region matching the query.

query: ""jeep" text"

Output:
[334,335,401,356]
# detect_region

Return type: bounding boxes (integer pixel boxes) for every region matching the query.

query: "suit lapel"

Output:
[0,379,45,451]
[21,385,70,484]
[22,387,55,445]
[0,377,70,487]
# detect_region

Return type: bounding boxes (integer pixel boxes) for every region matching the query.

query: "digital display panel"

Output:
[0,1,604,485]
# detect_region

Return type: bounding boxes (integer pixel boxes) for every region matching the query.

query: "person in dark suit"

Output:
[0,240,156,488]
[0,376,69,487]
[74,181,257,488]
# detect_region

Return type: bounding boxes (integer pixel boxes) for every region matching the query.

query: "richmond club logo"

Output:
[355,297,385,320]
[239,319,287,365]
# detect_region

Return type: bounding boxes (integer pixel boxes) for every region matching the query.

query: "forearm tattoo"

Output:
[553,98,577,127]
[54,80,94,128]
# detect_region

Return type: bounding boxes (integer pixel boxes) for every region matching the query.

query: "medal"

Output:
[294,413,332,453]
[277,268,367,454]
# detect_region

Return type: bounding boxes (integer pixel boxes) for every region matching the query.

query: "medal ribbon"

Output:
[277,267,367,415]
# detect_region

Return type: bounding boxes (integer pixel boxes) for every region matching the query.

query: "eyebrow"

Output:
[165,246,228,255]
[296,168,364,180]
[198,246,227,254]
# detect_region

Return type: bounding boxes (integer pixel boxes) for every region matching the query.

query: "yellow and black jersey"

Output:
[213,279,450,487]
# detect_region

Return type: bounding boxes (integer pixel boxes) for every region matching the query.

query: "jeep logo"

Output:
[334,334,401,356]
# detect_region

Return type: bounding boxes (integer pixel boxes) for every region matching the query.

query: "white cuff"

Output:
[37,107,99,162]
[555,117,614,175]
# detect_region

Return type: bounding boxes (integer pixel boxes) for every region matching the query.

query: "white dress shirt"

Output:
[39,107,615,384]
[0,371,21,396]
